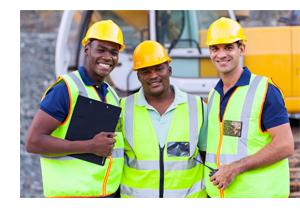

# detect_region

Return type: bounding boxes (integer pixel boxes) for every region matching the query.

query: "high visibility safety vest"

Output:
[120,92,207,198]
[39,71,124,198]
[205,74,289,198]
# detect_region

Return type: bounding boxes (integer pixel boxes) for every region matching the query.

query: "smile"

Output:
[216,59,231,65]
[98,63,112,69]
[148,80,162,87]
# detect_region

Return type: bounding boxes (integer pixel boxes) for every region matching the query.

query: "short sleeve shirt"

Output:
[39,66,109,123]
[214,67,289,132]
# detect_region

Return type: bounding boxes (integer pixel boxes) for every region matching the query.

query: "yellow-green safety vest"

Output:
[40,70,124,198]
[205,74,289,198]
[120,92,207,198]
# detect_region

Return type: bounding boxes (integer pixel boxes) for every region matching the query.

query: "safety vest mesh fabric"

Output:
[120,92,207,198]
[39,70,124,198]
[205,74,289,198]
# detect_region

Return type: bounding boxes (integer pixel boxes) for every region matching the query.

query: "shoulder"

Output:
[261,83,289,130]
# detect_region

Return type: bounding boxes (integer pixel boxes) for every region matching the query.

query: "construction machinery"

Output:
[55,10,300,115]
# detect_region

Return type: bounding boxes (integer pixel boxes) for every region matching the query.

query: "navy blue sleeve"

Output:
[261,83,289,132]
[39,81,70,123]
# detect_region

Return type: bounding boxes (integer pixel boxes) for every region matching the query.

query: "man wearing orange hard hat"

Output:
[26,20,125,198]
[205,17,294,198]
[119,40,208,198]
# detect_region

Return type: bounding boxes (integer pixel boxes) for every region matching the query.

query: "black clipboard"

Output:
[65,95,122,166]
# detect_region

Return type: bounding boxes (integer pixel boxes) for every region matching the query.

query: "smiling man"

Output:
[205,17,294,198]
[119,40,208,198]
[25,20,125,198]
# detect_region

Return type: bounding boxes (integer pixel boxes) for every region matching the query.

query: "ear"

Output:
[137,71,141,81]
[168,66,172,76]
[239,43,246,56]
[84,45,89,56]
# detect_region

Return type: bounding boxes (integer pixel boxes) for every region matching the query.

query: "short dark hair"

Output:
[86,38,121,49]
[235,40,242,48]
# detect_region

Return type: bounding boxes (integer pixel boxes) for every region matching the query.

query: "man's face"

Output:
[84,39,119,82]
[137,62,172,97]
[209,42,245,75]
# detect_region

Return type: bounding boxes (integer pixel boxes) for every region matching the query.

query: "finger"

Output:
[217,183,223,190]
[111,138,117,144]
[213,180,219,186]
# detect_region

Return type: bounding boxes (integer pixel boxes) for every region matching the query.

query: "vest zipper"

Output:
[159,146,165,198]
[102,156,113,196]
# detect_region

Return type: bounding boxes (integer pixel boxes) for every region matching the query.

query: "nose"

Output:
[148,68,158,79]
[217,48,227,59]
[102,51,112,61]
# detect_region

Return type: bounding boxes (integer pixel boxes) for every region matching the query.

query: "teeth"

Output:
[98,63,110,68]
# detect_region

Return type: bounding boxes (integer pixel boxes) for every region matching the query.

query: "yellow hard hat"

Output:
[206,17,247,46]
[82,20,125,51]
[132,40,172,71]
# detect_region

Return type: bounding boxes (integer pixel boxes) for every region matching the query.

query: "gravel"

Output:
[20,11,61,198]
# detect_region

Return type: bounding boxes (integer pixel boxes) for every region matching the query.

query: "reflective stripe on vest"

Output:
[121,177,206,198]
[40,147,124,161]
[205,74,289,198]
[121,92,206,198]
[206,75,263,164]
[67,72,120,106]
[40,71,124,198]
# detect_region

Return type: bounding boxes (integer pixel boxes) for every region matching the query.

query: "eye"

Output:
[211,47,218,52]
[156,68,162,72]
[140,70,149,75]
[226,46,233,50]
[111,52,118,56]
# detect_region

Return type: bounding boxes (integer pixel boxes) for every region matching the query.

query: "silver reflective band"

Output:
[124,94,135,151]
[67,73,88,97]
[111,148,124,159]
[124,152,203,171]
[121,178,205,198]
[107,85,120,107]
[40,148,124,161]
[207,90,215,117]
[40,155,78,161]
[187,93,199,156]
[207,75,264,164]
[67,72,120,106]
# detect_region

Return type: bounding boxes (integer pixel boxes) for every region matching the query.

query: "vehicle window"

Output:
[196,10,229,29]
[239,10,290,27]
[156,10,184,47]
[89,10,149,53]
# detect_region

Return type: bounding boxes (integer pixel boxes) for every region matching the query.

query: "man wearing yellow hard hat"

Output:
[119,40,208,198]
[26,20,124,198]
[205,17,294,198]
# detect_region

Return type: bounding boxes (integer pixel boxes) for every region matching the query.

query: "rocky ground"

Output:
[20,10,300,198]
[20,10,62,198]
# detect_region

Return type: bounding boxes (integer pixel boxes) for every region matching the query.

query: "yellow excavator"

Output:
[55,10,300,116]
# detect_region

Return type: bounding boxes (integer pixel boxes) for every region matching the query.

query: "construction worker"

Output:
[119,40,207,198]
[205,17,294,198]
[25,20,125,198]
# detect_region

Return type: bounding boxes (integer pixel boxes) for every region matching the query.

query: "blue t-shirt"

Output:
[39,66,109,123]
[214,67,289,132]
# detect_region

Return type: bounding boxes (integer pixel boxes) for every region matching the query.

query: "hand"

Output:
[88,132,117,157]
[209,163,238,191]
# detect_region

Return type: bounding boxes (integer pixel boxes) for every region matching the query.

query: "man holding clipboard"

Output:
[26,20,125,198]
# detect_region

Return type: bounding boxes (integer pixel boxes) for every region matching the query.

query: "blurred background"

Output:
[20,10,300,198]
